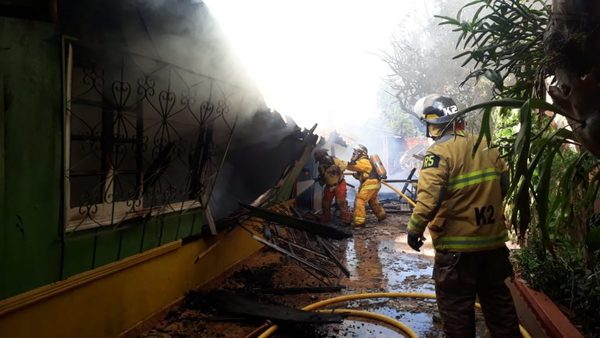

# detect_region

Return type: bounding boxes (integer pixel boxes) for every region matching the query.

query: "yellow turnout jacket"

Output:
[347,157,380,191]
[407,132,509,252]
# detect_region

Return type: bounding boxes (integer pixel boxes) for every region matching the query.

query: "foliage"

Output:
[441,1,600,334]
[375,84,423,137]
[378,0,492,135]
[514,242,600,336]
[437,0,550,99]
[440,0,600,250]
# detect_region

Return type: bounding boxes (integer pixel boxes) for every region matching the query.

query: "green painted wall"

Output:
[0,17,209,299]
[0,17,63,298]
[61,211,205,278]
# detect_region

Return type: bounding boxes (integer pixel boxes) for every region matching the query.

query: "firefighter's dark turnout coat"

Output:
[407,131,508,252]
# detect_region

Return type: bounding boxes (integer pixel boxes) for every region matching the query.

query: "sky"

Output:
[204,0,435,131]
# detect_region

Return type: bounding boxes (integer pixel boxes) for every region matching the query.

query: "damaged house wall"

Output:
[0,0,309,301]
[210,110,310,219]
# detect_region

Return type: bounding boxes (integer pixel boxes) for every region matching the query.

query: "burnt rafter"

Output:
[239,203,352,240]
[204,290,347,324]
[65,40,247,231]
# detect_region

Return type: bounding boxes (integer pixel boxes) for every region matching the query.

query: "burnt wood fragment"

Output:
[252,286,345,294]
[205,290,346,324]
[239,203,352,240]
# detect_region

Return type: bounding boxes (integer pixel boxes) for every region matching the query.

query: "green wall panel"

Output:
[93,230,122,269]
[0,17,62,298]
[141,218,162,252]
[159,213,185,245]
[61,210,206,280]
[190,212,205,237]
[177,213,195,239]
[63,236,95,278]
[117,225,145,260]
[177,212,199,239]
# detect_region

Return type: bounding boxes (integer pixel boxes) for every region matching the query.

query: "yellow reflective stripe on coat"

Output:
[407,214,426,234]
[434,231,509,251]
[447,167,500,190]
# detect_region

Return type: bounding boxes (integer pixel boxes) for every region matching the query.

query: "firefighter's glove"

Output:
[407,233,424,252]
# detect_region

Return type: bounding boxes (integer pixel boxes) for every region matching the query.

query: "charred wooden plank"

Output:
[252,286,345,295]
[317,237,351,277]
[240,203,352,240]
[205,290,346,324]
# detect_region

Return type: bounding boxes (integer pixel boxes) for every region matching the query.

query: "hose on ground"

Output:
[256,292,532,338]
[315,309,418,338]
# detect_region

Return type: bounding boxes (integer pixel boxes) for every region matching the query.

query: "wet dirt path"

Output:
[140,213,490,337]
[312,214,444,337]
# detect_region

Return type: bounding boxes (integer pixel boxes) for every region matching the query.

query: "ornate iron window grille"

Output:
[63,40,254,232]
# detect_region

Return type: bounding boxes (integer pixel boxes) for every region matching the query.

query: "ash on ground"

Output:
[141,212,492,338]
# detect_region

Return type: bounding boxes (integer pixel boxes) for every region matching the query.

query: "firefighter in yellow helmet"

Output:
[407,94,520,338]
[346,144,386,227]
[314,148,351,224]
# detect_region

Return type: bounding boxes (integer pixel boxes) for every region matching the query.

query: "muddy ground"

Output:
[140,208,491,337]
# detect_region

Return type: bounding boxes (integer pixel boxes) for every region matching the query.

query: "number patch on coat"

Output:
[474,205,495,225]
[422,154,440,169]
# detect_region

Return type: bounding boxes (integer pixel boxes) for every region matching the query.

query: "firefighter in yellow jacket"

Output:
[407,94,520,338]
[314,148,351,224]
[347,144,386,227]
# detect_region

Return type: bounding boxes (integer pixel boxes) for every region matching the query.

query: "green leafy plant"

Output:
[439,1,600,335]
[514,243,600,335]
[438,0,600,250]
[436,0,550,99]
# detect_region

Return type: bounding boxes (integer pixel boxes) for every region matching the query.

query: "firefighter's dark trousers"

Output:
[433,246,520,338]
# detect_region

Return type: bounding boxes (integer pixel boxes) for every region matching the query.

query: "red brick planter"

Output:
[507,277,584,338]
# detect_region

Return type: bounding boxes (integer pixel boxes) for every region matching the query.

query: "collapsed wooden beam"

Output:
[252,286,345,295]
[205,290,347,324]
[239,203,352,240]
